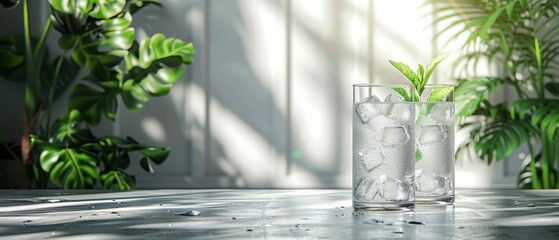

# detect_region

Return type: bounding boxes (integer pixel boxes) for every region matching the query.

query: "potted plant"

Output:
[0,0,195,189]
[430,0,559,188]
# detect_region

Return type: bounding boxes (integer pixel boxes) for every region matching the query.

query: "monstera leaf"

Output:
[121,33,194,110]
[71,13,135,68]
[0,0,19,8]
[49,0,126,20]
[49,0,134,68]
[126,0,161,14]
[88,0,126,19]
[0,36,24,69]
[95,136,169,189]
[48,0,91,35]
[48,0,92,14]
[0,35,28,80]
[44,56,80,102]
[69,83,118,125]
[50,110,96,145]
[31,136,100,189]
[98,136,170,173]
[101,170,135,190]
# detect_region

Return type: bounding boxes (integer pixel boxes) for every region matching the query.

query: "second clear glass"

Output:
[414,84,455,205]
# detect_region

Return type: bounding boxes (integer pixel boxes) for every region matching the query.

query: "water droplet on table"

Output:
[176,210,201,216]
[363,218,384,225]
[407,220,424,225]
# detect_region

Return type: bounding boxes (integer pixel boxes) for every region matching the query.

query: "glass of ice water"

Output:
[352,84,416,210]
[414,84,455,205]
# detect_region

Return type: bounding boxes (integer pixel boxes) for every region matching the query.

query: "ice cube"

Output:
[382,94,405,117]
[367,114,396,130]
[385,103,412,122]
[415,169,452,195]
[380,125,411,147]
[355,146,385,171]
[429,103,454,123]
[383,94,404,103]
[363,95,381,103]
[356,102,382,123]
[419,124,448,146]
[379,175,412,201]
[355,177,380,200]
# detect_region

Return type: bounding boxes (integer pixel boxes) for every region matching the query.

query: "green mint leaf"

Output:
[416,64,425,94]
[424,52,450,84]
[390,52,450,101]
[427,86,454,102]
[388,60,420,86]
[394,87,411,102]
[415,149,423,162]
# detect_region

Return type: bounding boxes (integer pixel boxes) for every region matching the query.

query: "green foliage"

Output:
[454,77,506,116]
[30,110,171,189]
[431,0,559,188]
[0,0,195,189]
[389,52,451,101]
[33,137,100,189]
[427,86,454,102]
[0,0,19,8]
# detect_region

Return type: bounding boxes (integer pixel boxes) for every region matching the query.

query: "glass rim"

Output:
[352,83,413,88]
[423,83,456,88]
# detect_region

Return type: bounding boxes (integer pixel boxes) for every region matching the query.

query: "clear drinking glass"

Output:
[352,84,415,210]
[414,84,455,205]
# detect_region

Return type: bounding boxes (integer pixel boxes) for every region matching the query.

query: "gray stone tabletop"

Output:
[0,189,557,239]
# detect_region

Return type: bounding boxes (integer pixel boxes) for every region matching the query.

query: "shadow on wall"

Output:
[118,0,434,188]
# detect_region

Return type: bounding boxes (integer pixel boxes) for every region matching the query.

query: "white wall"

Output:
[0,0,518,188]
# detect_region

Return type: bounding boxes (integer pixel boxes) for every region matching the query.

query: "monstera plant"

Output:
[430,0,559,189]
[0,0,194,189]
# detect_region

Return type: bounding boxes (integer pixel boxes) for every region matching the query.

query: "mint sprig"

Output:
[389,52,451,101]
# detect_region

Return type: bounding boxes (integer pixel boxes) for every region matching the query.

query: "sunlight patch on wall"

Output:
[209,96,280,185]
[371,0,434,84]
[141,117,167,143]
[291,6,337,173]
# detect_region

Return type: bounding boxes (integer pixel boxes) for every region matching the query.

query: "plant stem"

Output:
[45,51,67,139]
[526,139,541,189]
[22,0,37,121]
[21,0,39,170]
[556,137,559,188]
[32,18,52,69]
[533,37,545,98]
[542,134,550,189]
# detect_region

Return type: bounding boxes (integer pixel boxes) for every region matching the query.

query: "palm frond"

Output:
[460,116,537,165]
[511,99,559,141]
[518,153,557,189]
[455,77,506,116]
